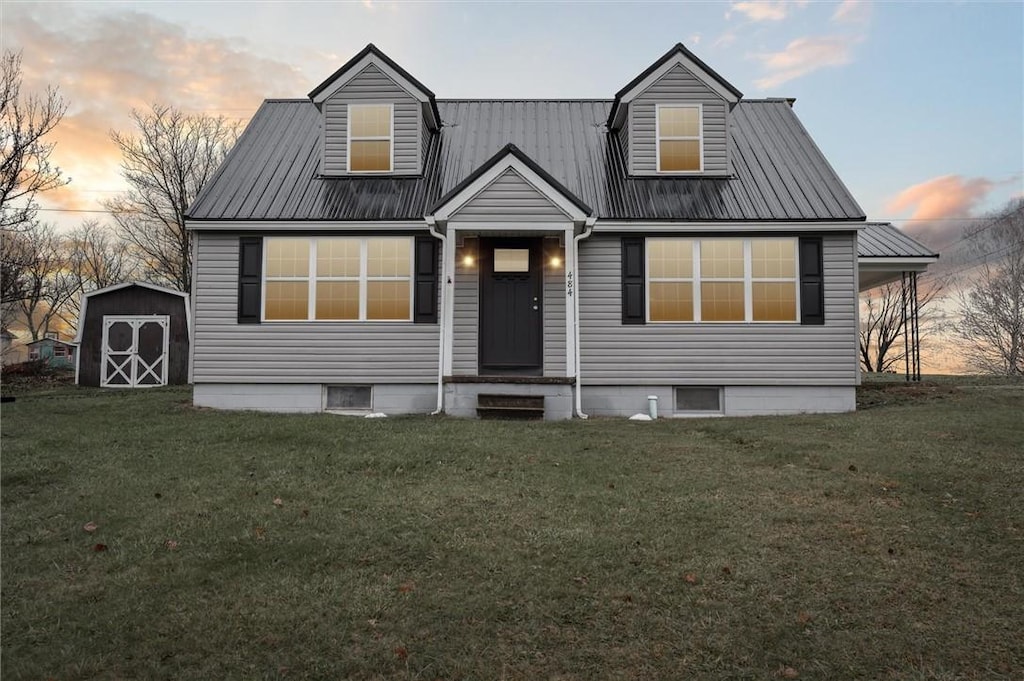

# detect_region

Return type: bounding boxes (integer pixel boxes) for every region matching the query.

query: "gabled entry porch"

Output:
[425,144,595,419]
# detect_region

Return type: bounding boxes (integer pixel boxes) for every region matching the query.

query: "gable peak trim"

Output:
[309,43,440,129]
[608,43,743,129]
[428,143,592,222]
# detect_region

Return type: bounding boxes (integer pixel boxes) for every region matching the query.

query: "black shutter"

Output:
[413,236,438,324]
[799,237,824,325]
[621,237,645,325]
[237,237,263,324]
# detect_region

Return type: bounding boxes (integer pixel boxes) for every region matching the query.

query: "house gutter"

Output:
[573,218,596,419]
[426,217,446,415]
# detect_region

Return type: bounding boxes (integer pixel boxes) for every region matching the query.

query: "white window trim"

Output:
[347,103,395,174]
[645,237,800,324]
[655,103,704,174]
[261,237,414,322]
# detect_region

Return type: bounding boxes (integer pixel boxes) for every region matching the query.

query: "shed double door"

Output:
[101,316,170,387]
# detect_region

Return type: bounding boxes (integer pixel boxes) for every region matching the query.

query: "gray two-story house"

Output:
[186,43,936,418]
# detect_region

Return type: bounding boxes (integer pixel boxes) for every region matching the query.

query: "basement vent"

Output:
[675,387,722,413]
[325,385,372,411]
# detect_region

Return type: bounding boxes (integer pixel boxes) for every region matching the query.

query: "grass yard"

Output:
[1,380,1022,680]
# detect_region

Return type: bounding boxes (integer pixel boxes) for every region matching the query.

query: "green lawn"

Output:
[2,380,1022,680]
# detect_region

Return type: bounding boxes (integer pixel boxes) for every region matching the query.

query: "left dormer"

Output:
[309,44,440,176]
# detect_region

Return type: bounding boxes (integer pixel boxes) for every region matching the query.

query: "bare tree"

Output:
[0,51,69,231]
[859,277,944,373]
[61,219,137,325]
[105,105,239,292]
[952,199,1024,376]
[15,222,80,340]
[1,226,31,329]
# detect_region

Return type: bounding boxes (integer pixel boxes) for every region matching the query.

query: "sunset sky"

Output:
[3,1,1022,277]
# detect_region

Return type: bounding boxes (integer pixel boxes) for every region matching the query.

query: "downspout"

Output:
[426,216,446,415]
[573,217,596,418]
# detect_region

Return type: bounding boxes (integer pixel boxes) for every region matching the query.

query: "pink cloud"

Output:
[727,1,808,22]
[832,0,872,24]
[753,35,859,89]
[888,175,996,222]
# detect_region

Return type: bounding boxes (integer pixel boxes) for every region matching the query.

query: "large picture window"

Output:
[657,104,702,172]
[647,238,798,323]
[263,237,412,321]
[348,104,393,172]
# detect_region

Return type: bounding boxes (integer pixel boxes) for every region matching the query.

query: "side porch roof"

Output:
[857,223,938,290]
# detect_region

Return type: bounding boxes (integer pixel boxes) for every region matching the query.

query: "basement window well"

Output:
[325,385,372,412]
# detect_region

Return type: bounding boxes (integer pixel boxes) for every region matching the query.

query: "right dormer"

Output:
[607,44,743,177]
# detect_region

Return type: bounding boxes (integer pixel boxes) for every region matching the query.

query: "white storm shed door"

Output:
[100,315,170,388]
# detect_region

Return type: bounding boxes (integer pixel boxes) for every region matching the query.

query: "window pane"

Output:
[265,281,308,320]
[659,140,700,172]
[367,281,411,320]
[701,240,744,278]
[701,282,744,321]
[648,239,693,279]
[752,282,798,322]
[752,239,796,278]
[317,239,360,277]
[675,387,721,412]
[493,248,530,273]
[649,282,694,322]
[367,238,411,277]
[315,281,359,320]
[350,105,391,137]
[350,140,391,171]
[659,106,699,137]
[266,239,309,277]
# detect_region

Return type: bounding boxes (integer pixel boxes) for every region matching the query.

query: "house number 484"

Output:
[567,271,574,297]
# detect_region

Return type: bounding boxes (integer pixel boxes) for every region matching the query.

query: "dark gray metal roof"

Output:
[858,223,938,258]
[188,98,866,222]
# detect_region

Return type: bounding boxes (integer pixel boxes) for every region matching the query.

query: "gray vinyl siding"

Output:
[629,63,729,175]
[451,245,478,375]
[322,63,422,176]
[543,259,566,375]
[578,233,858,385]
[192,233,438,383]
[449,169,571,223]
[451,238,567,376]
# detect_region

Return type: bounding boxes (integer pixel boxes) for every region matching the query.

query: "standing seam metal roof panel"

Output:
[187,99,867,222]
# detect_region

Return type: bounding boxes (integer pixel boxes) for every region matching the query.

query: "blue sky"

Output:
[4,0,1022,253]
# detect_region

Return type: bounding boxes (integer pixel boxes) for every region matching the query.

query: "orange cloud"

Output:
[753,35,860,89]
[5,5,310,228]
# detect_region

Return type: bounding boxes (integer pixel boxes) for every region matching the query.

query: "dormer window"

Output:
[657,104,703,172]
[348,104,393,172]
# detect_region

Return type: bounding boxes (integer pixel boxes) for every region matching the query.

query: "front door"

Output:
[479,238,542,374]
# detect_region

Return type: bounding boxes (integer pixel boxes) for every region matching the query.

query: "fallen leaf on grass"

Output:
[164,539,179,551]
[253,527,266,540]
[300,508,310,518]
[572,575,589,585]
[721,565,732,575]
[796,611,813,624]
[83,521,98,533]
[273,497,283,508]
[92,543,107,552]
[780,666,799,678]
[683,572,699,584]
[394,646,408,660]
[398,581,415,593]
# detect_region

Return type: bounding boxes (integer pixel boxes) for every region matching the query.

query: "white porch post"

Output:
[564,226,577,377]
[443,225,457,377]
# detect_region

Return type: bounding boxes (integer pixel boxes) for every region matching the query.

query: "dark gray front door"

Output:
[479,238,542,374]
